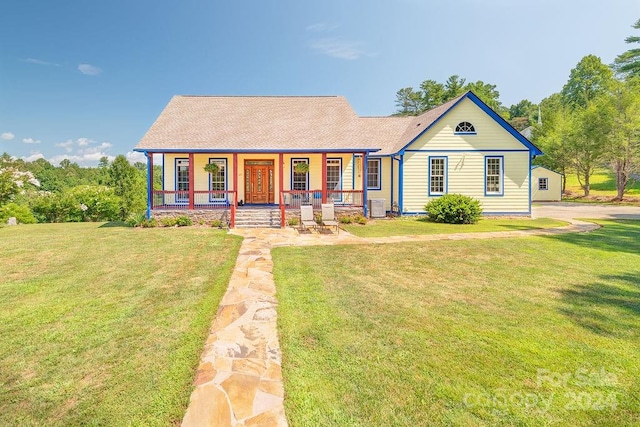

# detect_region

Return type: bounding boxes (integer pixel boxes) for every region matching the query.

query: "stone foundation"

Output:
[283,206,365,225]
[152,209,229,225]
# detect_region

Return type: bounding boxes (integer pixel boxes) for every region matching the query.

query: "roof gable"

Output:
[394,91,543,156]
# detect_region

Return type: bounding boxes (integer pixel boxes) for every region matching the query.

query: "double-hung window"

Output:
[429,157,446,195]
[292,159,308,191]
[367,158,381,190]
[326,158,342,202]
[208,159,226,202]
[176,158,189,203]
[485,156,503,196]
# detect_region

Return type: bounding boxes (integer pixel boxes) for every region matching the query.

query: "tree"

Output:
[108,155,146,219]
[569,94,614,196]
[394,87,423,116]
[561,55,614,109]
[613,18,640,78]
[0,169,18,206]
[606,78,640,200]
[532,94,574,192]
[444,75,466,100]
[419,79,445,110]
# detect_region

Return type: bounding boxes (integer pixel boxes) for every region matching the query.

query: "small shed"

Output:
[531,166,562,202]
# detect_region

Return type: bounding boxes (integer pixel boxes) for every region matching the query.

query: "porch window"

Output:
[292,158,308,191]
[326,158,342,202]
[485,156,503,196]
[538,177,548,191]
[429,157,447,195]
[367,158,381,190]
[176,158,189,203]
[208,158,226,201]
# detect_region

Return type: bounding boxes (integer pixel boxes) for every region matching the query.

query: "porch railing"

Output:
[151,190,236,227]
[281,190,364,209]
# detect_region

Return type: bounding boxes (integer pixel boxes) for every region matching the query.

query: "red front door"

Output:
[245,161,274,204]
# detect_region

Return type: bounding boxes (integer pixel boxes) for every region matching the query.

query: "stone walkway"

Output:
[181,218,600,427]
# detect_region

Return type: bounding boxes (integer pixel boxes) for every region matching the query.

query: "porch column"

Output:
[146,152,153,219]
[188,152,195,210]
[362,152,368,217]
[398,154,404,216]
[321,152,327,203]
[233,153,238,201]
[279,153,284,196]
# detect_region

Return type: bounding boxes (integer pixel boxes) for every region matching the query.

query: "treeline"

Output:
[395,18,640,200]
[0,153,158,224]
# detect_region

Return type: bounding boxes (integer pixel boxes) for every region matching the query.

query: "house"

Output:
[531,166,563,202]
[134,91,543,227]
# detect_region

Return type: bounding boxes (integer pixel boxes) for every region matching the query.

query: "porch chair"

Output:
[321,203,340,234]
[300,205,316,232]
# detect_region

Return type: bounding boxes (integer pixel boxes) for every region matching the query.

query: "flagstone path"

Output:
[181,219,599,427]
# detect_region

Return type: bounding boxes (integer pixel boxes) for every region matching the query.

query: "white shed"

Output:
[531,166,562,202]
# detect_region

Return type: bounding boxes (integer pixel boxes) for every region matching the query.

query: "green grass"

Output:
[342,217,567,238]
[0,223,242,426]
[565,169,640,197]
[273,220,640,426]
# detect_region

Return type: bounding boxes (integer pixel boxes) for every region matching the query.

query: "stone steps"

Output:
[234,208,281,228]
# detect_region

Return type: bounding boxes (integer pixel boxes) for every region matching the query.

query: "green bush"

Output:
[288,217,300,226]
[424,194,482,224]
[0,203,37,224]
[210,219,223,228]
[353,215,367,225]
[160,217,178,227]
[339,216,352,224]
[140,218,158,228]
[30,186,121,223]
[175,216,192,227]
[125,212,147,227]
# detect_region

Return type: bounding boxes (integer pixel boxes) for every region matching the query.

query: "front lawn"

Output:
[342,217,566,238]
[0,223,242,425]
[273,220,640,426]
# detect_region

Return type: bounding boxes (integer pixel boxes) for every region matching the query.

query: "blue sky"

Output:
[1,0,638,166]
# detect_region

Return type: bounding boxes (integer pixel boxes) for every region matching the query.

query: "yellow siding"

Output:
[532,167,563,201]
[410,98,527,151]
[402,151,530,214]
[366,157,393,210]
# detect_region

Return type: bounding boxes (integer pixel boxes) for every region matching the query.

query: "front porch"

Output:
[144,151,373,228]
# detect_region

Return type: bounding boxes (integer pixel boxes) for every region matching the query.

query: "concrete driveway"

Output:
[532,202,640,221]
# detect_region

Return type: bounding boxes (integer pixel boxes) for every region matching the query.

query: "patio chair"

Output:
[321,203,340,234]
[300,205,316,232]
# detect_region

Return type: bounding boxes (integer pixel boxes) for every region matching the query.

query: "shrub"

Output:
[424,194,482,224]
[210,219,223,228]
[0,203,37,224]
[140,218,158,228]
[175,216,192,227]
[30,186,121,223]
[353,215,367,225]
[125,212,147,227]
[160,217,178,227]
[339,216,352,224]
[288,217,300,226]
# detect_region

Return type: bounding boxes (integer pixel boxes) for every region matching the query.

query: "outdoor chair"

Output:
[321,203,340,234]
[300,205,316,232]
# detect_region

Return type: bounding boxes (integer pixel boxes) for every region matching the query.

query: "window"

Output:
[176,158,189,203]
[455,121,476,134]
[485,156,503,195]
[292,158,308,191]
[367,158,381,190]
[538,177,548,191]
[208,158,226,201]
[326,158,342,202]
[429,157,447,195]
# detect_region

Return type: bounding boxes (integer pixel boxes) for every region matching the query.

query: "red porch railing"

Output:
[151,190,237,227]
[280,190,363,226]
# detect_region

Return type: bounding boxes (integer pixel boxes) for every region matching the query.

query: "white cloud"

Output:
[21,152,45,162]
[50,153,115,167]
[25,58,60,67]
[80,142,112,155]
[78,64,102,76]
[55,139,74,152]
[1,132,15,140]
[309,38,375,60]
[22,137,41,144]
[77,137,94,146]
[126,151,147,164]
[306,22,338,32]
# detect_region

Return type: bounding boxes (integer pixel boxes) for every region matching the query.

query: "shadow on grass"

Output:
[559,273,640,337]
[99,221,130,228]
[544,220,640,256]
